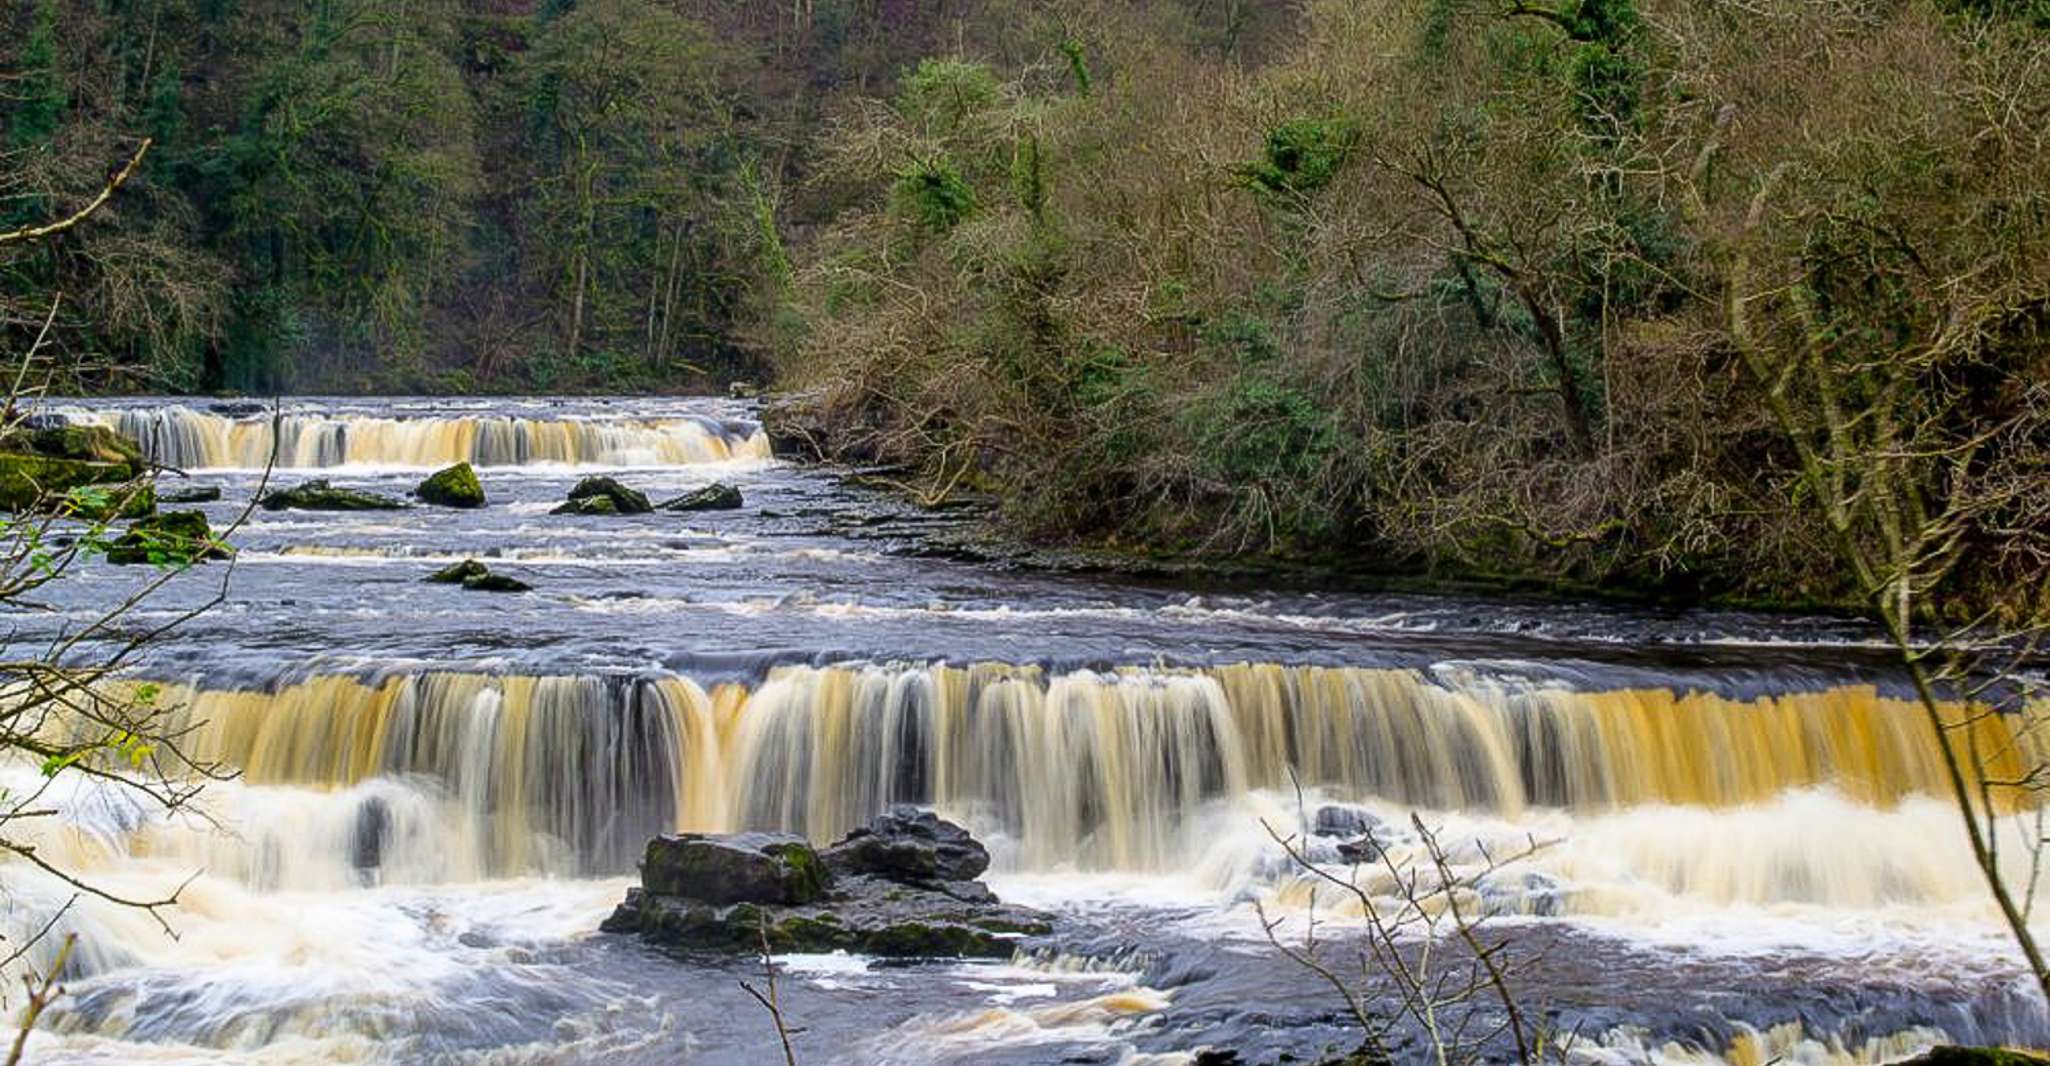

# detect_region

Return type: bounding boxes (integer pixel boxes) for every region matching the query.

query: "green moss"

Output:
[0,454,136,513]
[425,559,490,584]
[106,510,228,566]
[416,462,485,508]
[1238,117,1360,197]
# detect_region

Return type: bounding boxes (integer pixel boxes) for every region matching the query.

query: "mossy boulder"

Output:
[425,559,490,584]
[552,476,651,515]
[260,479,408,511]
[658,482,743,512]
[106,510,230,566]
[641,832,829,906]
[415,462,485,508]
[0,423,147,513]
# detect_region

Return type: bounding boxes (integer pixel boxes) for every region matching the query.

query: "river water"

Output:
[3,397,2042,1064]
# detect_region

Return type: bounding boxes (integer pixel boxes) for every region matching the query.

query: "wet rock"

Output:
[551,476,650,516]
[1336,835,1382,865]
[657,482,742,512]
[822,805,990,883]
[642,832,828,906]
[415,462,485,508]
[1313,804,1378,839]
[261,478,408,511]
[462,572,532,593]
[606,812,1051,959]
[159,484,222,505]
[208,401,268,418]
[728,381,759,399]
[1475,870,1564,917]
[425,558,489,584]
[105,510,231,565]
[0,424,146,512]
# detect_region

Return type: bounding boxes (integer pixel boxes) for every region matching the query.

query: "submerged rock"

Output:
[106,510,231,565]
[1312,804,1378,839]
[552,476,651,516]
[159,484,222,505]
[604,809,1051,958]
[415,462,485,508]
[261,479,408,511]
[461,572,532,593]
[657,482,742,512]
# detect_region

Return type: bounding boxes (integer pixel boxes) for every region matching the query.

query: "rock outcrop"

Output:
[657,482,742,512]
[261,479,408,511]
[424,558,530,591]
[0,424,147,513]
[415,462,485,508]
[551,476,651,515]
[158,484,222,505]
[603,808,1050,958]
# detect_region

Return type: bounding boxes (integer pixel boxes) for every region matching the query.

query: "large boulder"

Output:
[415,462,485,508]
[823,806,990,884]
[106,510,231,565]
[552,476,650,516]
[605,813,1051,959]
[158,484,222,505]
[657,482,743,512]
[641,832,828,906]
[462,572,532,593]
[261,479,408,511]
[424,559,490,584]
[0,423,147,513]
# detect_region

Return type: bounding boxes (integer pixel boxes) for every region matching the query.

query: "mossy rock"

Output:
[106,510,230,566]
[658,482,743,512]
[0,453,137,513]
[425,559,490,584]
[0,424,144,473]
[416,462,485,508]
[260,479,408,511]
[552,476,651,515]
[159,484,222,505]
[61,481,157,522]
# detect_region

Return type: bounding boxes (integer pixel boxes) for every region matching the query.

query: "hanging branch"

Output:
[0,139,153,248]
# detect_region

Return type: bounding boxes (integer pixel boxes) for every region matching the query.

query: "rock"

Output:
[0,424,147,512]
[425,559,490,584]
[461,572,532,593]
[1313,804,1379,839]
[657,482,743,512]
[1336,835,1382,865]
[728,381,760,399]
[415,462,485,508]
[823,806,990,883]
[208,401,268,418]
[159,484,222,504]
[1475,870,1563,917]
[551,476,650,516]
[607,813,1051,959]
[641,832,829,906]
[260,479,408,511]
[105,510,231,565]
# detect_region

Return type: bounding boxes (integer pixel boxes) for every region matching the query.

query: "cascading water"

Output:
[6,396,2043,1065]
[59,402,770,468]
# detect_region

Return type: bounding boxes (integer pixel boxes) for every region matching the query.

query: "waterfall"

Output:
[79,405,769,468]
[125,662,2027,883]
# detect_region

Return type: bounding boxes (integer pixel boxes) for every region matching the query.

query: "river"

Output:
[3,396,2042,1064]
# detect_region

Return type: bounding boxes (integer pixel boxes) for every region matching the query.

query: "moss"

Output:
[425,558,490,584]
[0,453,136,512]
[1237,117,1360,197]
[106,510,228,566]
[60,481,156,521]
[415,462,485,508]
[1899,1050,2050,1066]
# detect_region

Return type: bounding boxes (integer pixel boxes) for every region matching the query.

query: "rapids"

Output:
[1,396,2042,1065]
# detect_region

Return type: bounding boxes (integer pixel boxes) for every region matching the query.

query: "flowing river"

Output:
[3,397,2043,1064]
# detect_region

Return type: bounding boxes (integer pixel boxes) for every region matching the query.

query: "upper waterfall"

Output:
[56,400,771,469]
